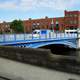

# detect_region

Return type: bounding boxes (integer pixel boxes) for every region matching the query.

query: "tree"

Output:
[10,20,24,33]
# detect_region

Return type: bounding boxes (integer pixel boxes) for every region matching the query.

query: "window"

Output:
[74,20,77,24]
[69,21,73,24]
[32,23,36,30]
[65,14,69,17]
[74,14,78,17]
[32,23,36,26]
[70,14,72,17]
[37,23,40,26]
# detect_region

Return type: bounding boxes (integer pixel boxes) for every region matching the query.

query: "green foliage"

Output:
[10,20,24,33]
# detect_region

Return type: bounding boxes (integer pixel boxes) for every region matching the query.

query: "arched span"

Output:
[32,41,77,48]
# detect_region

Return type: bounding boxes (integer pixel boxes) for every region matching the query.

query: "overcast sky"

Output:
[0,0,80,22]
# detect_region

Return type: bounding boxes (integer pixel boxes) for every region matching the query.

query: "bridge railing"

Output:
[49,32,77,39]
[0,32,77,42]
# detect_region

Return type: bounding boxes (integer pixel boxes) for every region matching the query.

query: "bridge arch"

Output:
[33,41,76,49]
[32,41,76,55]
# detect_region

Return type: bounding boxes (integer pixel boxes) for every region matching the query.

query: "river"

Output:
[0,57,80,80]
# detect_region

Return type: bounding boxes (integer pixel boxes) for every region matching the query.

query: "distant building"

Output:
[23,10,80,33]
[64,10,80,30]
[0,10,80,33]
[0,21,11,33]
[23,17,64,33]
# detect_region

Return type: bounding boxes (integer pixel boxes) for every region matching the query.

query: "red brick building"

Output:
[0,10,80,33]
[64,10,80,30]
[23,17,64,33]
[0,21,11,33]
[23,10,80,33]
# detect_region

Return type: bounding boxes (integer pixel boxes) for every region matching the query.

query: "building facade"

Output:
[0,10,80,33]
[0,21,11,33]
[64,10,80,30]
[23,10,80,33]
[23,17,65,33]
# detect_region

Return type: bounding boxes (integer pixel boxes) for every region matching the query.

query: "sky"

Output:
[0,0,80,22]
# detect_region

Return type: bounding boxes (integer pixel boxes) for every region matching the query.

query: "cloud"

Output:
[18,0,37,10]
[0,0,80,11]
[34,0,80,10]
[15,0,80,11]
[0,1,17,9]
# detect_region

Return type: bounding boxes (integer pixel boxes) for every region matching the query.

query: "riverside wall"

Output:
[0,46,52,66]
[0,46,80,74]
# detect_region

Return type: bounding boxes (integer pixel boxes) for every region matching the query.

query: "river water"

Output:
[0,57,80,80]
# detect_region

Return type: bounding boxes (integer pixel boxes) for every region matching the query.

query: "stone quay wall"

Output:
[0,46,80,74]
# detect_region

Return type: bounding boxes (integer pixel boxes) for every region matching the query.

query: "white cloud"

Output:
[17,0,80,11]
[18,0,37,10]
[0,0,80,11]
[0,1,17,9]
[34,0,80,10]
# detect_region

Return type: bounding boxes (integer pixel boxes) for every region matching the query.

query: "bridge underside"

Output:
[39,44,76,55]
[27,39,77,49]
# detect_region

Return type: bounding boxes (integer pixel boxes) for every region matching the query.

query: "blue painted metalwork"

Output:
[0,33,78,48]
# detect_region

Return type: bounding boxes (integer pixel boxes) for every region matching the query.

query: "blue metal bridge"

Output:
[0,32,77,49]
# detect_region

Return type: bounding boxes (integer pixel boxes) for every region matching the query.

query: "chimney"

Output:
[45,16,48,19]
